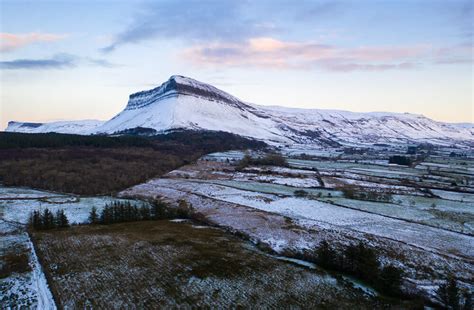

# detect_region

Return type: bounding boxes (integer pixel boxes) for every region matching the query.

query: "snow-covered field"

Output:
[1,195,144,225]
[129,178,473,259]
[118,153,473,302]
[0,186,143,308]
[31,221,394,308]
[0,226,56,309]
[1,147,473,306]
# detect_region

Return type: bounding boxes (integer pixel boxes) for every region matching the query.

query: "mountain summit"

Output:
[6,75,474,147]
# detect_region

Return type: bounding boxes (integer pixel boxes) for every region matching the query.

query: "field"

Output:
[0,186,138,308]
[0,221,54,309]
[120,149,474,304]
[1,142,473,308]
[31,221,400,309]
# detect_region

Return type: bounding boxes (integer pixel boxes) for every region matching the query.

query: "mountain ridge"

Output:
[6,75,474,147]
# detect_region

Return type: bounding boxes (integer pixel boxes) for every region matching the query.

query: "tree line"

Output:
[89,199,195,225]
[236,153,288,170]
[437,277,472,310]
[0,132,152,149]
[389,155,412,166]
[313,240,472,308]
[0,130,266,195]
[29,209,69,230]
[29,199,196,230]
[341,185,393,203]
[314,241,403,296]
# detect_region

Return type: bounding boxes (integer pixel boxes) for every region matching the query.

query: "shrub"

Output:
[236,152,288,170]
[389,155,412,166]
[294,190,309,198]
[316,241,339,270]
[0,251,31,278]
[312,241,404,297]
[341,185,392,203]
[437,276,460,310]
[377,265,404,296]
[344,242,379,283]
[176,200,195,218]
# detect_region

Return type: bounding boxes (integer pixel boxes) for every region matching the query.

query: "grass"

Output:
[0,248,31,278]
[31,221,401,309]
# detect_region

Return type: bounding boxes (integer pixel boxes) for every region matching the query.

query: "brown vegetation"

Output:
[32,221,399,308]
[0,131,265,195]
[0,249,31,278]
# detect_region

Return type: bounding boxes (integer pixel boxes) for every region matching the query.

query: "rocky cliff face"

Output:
[6,75,474,147]
[125,75,252,111]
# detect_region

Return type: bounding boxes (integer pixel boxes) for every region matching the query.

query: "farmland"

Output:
[31,221,401,308]
[121,147,474,305]
[1,143,473,308]
[0,186,405,308]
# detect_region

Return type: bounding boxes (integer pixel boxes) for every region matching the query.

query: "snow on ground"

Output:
[120,176,474,303]
[1,195,144,225]
[0,187,67,199]
[234,174,321,188]
[1,230,56,309]
[28,239,57,310]
[282,147,344,158]
[243,166,319,176]
[125,178,474,260]
[252,175,321,187]
[196,179,341,197]
[0,185,146,309]
[327,177,420,193]
[393,194,473,214]
[431,189,474,203]
[202,150,246,162]
[327,197,473,235]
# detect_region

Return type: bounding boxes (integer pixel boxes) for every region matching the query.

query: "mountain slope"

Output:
[6,75,474,147]
[6,120,104,135]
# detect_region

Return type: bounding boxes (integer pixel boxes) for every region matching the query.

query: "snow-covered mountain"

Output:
[6,75,474,147]
[6,120,104,135]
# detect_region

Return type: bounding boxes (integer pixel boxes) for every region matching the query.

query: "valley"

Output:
[1,141,473,308]
[1,77,473,308]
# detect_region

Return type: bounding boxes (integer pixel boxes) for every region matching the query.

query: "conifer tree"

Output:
[42,209,55,229]
[56,209,69,228]
[438,276,460,310]
[29,210,42,230]
[377,265,403,296]
[316,240,338,270]
[139,204,151,220]
[89,206,99,224]
[463,292,472,310]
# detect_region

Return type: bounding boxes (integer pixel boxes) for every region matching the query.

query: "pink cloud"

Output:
[183,37,335,69]
[182,37,468,72]
[0,33,67,52]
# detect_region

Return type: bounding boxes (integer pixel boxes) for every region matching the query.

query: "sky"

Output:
[0,0,473,130]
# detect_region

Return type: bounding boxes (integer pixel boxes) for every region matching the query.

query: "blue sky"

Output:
[0,0,472,129]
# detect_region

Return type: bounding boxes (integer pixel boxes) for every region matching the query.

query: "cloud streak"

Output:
[0,54,118,70]
[102,1,263,52]
[101,0,341,53]
[0,54,77,70]
[182,37,431,72]
[0,32,67,52]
